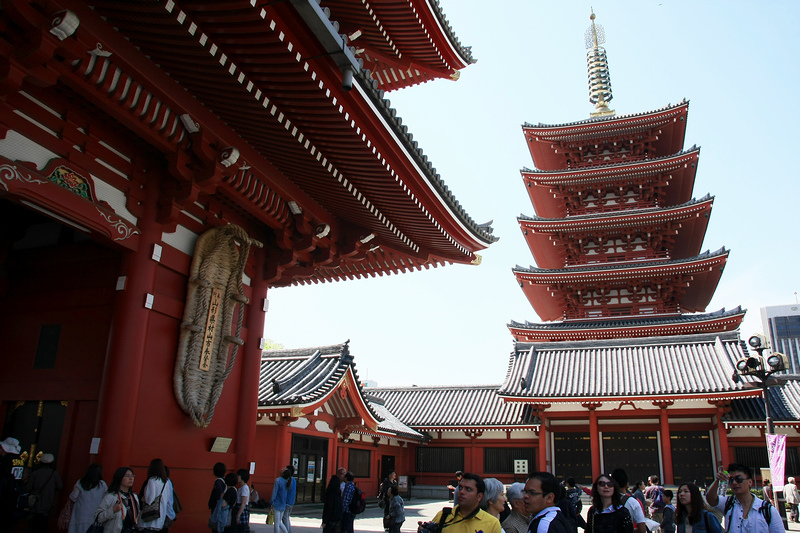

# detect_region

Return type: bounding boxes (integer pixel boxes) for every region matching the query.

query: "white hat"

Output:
[40,453,55,464]
[0,438,21,454]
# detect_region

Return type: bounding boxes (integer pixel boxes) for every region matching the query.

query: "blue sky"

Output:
[264,1,800,386]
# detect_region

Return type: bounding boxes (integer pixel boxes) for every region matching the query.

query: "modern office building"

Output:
[762,304,800,374]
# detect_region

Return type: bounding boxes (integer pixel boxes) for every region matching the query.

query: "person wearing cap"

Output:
[25,453,63,532]
[0,437,22,531]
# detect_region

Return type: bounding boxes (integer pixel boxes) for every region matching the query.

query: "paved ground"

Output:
[249,498,800,533]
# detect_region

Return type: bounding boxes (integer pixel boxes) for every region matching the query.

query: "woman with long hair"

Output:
[586,474,633,533]
[321,475,343,533]
[675,484,722,533]
[95,467,139,533]
[270,467,293,533]
[138,459,173,532]
[67,464,106,533]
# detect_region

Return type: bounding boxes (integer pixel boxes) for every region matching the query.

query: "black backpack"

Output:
[349,485,367,514]
[723,496,772,530]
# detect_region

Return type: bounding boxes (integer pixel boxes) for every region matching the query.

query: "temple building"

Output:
[0,0,495,528]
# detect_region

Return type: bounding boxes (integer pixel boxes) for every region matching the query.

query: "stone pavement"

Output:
[249,498,800,533]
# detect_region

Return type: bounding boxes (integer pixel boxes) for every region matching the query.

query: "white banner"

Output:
[767,433,787,490]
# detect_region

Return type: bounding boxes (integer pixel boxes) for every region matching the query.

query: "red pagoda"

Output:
[509,13,744,343]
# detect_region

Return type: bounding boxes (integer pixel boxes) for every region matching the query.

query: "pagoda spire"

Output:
[585,9,615,117]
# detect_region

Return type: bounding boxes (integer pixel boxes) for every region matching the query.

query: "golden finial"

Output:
[585,9,615,117]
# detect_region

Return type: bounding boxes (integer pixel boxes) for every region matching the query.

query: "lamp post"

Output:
[732,333,789,526]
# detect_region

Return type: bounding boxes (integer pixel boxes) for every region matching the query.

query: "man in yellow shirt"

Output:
[420,473,502,533]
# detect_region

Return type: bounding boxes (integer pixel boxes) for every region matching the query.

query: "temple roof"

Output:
[498,331,761,401]
[76,0,495,286]
[520,148,700,218]
[518,195,714,269]
[367,385,539,429]
[726,380,800,424]
[333,0,476,90]
[258,342,422,441]
[522,101,689,171]
[508,307,746,342]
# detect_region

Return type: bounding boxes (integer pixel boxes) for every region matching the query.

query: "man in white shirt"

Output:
[611,468,648,533]
[706,462,784,533]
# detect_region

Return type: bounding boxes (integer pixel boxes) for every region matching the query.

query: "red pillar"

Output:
[538,413,548,472]
[94,174,161,469]
[274,421,292,472]
[717,407,731,467]
[588,407,601,480]
[658,404,674,484]
[235,246,267,469]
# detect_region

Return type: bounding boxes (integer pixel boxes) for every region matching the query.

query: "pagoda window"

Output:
[609,307,633,316]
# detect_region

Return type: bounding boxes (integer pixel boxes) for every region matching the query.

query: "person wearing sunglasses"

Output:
[586,475,634,533]
[706,463,784,533]
[522,472,571,533]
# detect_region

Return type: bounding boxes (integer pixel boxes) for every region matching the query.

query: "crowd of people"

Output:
[415,463,789,533]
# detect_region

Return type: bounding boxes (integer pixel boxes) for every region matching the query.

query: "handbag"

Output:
[85,521,104,533]
[383,515,394,529]
[140,480,166,522]
[58,499,74,530]
[266,508,275,525]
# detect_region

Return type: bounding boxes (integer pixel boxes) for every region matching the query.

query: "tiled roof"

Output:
[259,343,426,440]
[513,247,727,275]
[367,385,539,428]
[517,194,712,224]
[519,146,700,176]
[498,331,758,400]
[522,99,689,130]
[508,307,744,331]
[726,379,800,422]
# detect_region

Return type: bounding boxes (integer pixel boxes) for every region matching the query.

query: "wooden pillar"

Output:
[657,402,674,484]
[538,414,548,473]
[94,173,161,469]
[274,420,293,473]
[717,407,731,467]
[586,404,601,480]
[235,246,267,469]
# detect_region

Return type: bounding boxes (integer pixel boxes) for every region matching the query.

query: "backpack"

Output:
[349,485,367,514]
[567,487,583,513]
[722,496,772,530]
[651,487,665,509]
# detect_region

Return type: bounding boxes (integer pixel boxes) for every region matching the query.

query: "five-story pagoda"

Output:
[510,12,744,343]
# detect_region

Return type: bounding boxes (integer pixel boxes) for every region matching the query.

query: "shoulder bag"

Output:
[140,479,166,522]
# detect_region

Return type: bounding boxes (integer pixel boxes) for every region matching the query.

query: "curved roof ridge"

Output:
[428,0,476,65]
[508,306,745,331]
[523,99,689,129]
[517,194,714,222]
[519,145,700,175]
[513,247,728,274]
[354,67,498,245]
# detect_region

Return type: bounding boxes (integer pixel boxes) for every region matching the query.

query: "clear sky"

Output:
[263,0,800,387]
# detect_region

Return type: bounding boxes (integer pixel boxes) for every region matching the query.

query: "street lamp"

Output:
[732,334,788,434]
[732,333,789,526]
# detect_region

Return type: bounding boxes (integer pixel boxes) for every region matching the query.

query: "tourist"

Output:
[785,477,800,523]
[586,474,633,533]
[675,483,722,533]
[762,480,776,507]
[611,468,647,533]
[95,467,140,533]
[644,475,665,521]
[340,471,356,533]
[706,462,784,533]
[386,485,404,533]
[209,473,238,533]
[281,466,296,533]
[67,463,106,533]
[502,482,530,533]
[25,453,63,533]
[162,466,177,530]
[447,471,463,503]
[378,471,397,518]
[270,467,293,533]
[234,468,251,532]
[208,462,227,523]
[0,437,21,532]
[523,472,571,533]
[138,458,173,531]
[632,481,646,511]
[482,478,507,523]
[421,473,501,533]
[660,489,675,533]
[321,475,343,533]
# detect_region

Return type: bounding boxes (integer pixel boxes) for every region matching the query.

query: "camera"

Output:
[418,521,441,533]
